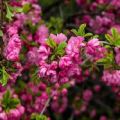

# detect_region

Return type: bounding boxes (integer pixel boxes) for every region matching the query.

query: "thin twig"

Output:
[69,113,74,120]
[40,96,51,115]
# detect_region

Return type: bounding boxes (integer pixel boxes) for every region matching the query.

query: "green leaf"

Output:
[0,67,9,86]
[61,83,70,89]
[5,3,14,21]
[31,114,47,120]
[55,41,67,56]
[84,33,93,37]
[3,90,10,102]
[111,28,118,40]
[47,17,63,34]
[71,24,93,37]
[78,23,86,36]
[105,34,113,44]
[0,30,3,37]
[14,7,23,13]
[97,52,114,69]
[9,98,20,108]
[2,90,11,110]
[2,90,20,110]
[92,34,99,38]
[50,54,56,61]
[71,29,79,35]
[23,3,31,13]
[106,27,120,46]
[56,41,67,51]
[46,38,57,48]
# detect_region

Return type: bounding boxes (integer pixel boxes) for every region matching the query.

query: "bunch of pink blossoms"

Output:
[102,70,120,96]
[75,0,120,34]
[38,34,105,84]
[2,0,120,119]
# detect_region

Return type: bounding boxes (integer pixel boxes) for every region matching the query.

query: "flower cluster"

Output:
[75,0,120,34]
[1,0,120,120]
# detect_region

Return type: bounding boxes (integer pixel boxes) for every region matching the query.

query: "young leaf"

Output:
[111,28,118,40]
[55,41,67,56]
[31,114,47,120]
[105,34,113,44]
[3,90,10,103]
[78,23,86,36]
[56,41,67,51]
[5,3,14,21]
[23,3,31,13]
[84,33,93,37]
[71,24,93,37]
[0,30,3,37]
[0,67,9,86]
[2,90,20,110]
[14,7,23,13]
[71,29,79,35]
[46,38,57,48]
[9,98,20,108]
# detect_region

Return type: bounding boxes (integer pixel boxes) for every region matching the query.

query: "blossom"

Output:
[4,34,22,61]
[38,45,50,62]
[66,36,84,60]
[50,33,67,44]
[34,92,48,112]
[102,70,120,86]
[86,38,106,61]
[27,47,39,64]
[115,47,120,65]
[7,26,18,36]
[35,25,48,44]
[0,112,7,120]
[59,56,72,69]
[83,89,93,102]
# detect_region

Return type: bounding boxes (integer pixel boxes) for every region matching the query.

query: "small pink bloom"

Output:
[50,33,67,44]
[83,89,93,102]
[38,45,50,61]
[59,56,72,69]
[0,112,7,120]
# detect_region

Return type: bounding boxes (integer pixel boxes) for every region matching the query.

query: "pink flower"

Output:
[59,77,69,84]
[50,61,58,70]
[87,38,100,47]
[115,47,120,65]
[90,109,96,118]
[4,34,22,61]
[46,70,57,83]
[27,47,39,64]
[35,25,48,44]
[111,0,120,9]
[8,109,21,120]
[38,45,50,62]
[38,65,48,77]
[7,26,18,36]
[76,0,87,6]
[83,89,93,102]
[66,36,84,59]
[59,56,72,69]
[17,106,25,116]
[0,112,7,120]
[86,38,106,61]
[100,116,107,120]
[50,33,67,44]
[35,92,48,112]
[102,70,120,86]
[68,64,81,77]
